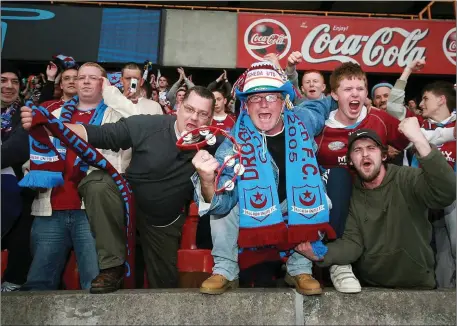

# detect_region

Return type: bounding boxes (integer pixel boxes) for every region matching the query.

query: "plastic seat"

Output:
[62,250,80,290]
[177,202,214,288]
[1,250,9,281]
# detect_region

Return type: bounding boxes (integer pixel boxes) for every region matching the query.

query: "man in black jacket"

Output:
[1,61,35,292]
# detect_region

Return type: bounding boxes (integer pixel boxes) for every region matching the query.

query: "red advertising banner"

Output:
[237,13,456,75]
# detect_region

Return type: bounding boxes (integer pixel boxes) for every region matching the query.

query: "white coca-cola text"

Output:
[250,33,287,47]
[300,24,428,67]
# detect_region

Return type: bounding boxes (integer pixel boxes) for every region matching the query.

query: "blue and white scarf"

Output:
[56,96,107,173]
[19,96,107,189]
[234,109,335,249]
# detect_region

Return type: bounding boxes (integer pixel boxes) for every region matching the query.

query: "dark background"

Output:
[2,4,102,62]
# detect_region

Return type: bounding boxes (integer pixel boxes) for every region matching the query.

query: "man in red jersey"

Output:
[417,81,456,288]
[40,66,78,112]
[313,62,455,294]
[210,89,236,133]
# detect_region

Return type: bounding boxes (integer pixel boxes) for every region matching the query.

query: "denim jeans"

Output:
[210,200,313,281]
[325,168,353,238]
[434,201,456,288]
[22,210,99,290]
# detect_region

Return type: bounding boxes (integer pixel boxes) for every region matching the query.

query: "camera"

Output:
[130,78,138,93]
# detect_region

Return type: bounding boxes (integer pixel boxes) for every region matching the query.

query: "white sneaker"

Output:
[1,281,21,292]
[330,265,361,293]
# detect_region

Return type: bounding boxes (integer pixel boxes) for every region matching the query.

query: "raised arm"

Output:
[294,95,338,137]
[399,118,456,209]
[285,51,303,91]
[387,59,425,120]
[102,81,139,118]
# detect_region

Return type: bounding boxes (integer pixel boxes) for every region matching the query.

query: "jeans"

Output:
[434,201,456,288]
[210,200,313,281]
[22,210,99,291]
[325,168,353,238]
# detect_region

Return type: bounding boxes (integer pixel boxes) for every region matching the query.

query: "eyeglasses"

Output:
[62,76,78,81]
[247,94,282,104]
[183,105,210,121]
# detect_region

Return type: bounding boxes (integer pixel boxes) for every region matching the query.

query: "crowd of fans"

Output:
[1,49,455,297]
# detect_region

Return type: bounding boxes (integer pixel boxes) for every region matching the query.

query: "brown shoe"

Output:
[285,272,322,295]
[90,265,124,294]
[199,274,239,295]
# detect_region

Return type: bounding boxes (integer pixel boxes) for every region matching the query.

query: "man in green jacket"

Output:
[296,117,456,289]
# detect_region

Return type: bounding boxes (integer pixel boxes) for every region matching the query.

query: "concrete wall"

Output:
[2,288,455,325]
[161,9,237,68]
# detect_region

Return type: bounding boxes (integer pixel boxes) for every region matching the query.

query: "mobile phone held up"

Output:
[130,78,138,93]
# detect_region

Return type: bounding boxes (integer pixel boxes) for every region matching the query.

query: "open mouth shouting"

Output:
[258,112,272,121]
[348,100,361,114]
[361,159,373,171]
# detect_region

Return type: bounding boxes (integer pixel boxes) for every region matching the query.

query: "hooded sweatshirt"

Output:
[317,147,456,289]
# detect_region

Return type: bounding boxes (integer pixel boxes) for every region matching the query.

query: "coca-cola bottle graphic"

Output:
[446,30,456,52]
[443,28,456,65]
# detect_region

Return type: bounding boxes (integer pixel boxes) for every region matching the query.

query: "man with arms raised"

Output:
[285,51,327,104]
[416,81,456,288]
[315,62,455,293]
[296,119,456,289]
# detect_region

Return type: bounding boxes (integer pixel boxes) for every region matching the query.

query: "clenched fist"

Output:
[287,51,303,68]
[406,58,426,72]
[295,241,323,261]
[398,117,423,143]
[192,150,220,184]
[21,106,33,131]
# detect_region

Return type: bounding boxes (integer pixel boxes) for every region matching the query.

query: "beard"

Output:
[355,161,382,182]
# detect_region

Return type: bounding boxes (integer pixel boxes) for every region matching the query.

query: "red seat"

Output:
[177,202,214,287]
[177,202,281,276]
[62,251,80,290]
[1,250,9,281]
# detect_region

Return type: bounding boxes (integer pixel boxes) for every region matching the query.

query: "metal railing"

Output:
[418,0,456,19]
[48,0,455,20]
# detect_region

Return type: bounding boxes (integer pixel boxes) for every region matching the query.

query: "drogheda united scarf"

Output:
[19,102,136,287]
[234,109,336,249]
[19,96,107,188]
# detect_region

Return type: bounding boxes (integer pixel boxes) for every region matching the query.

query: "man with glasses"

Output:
[21,85,217,289]
[191,62,337,295]
[40,66,78,112]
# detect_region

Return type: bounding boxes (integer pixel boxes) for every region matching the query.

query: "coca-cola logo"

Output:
[442,28,456,66]
[244,18,291,61]
[300,24,428,68]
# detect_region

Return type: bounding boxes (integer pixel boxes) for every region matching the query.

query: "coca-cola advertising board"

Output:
[237,13,456,75]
